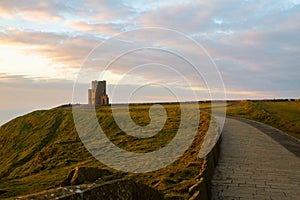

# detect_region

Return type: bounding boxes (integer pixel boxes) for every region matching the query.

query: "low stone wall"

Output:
[188,124,222,200]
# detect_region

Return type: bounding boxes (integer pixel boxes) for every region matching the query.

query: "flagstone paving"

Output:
[211,117,300,200]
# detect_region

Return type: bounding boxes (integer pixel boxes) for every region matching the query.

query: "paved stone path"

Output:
[211,117,300,200]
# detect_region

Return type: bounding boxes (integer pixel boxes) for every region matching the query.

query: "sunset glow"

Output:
[1,0,299,125]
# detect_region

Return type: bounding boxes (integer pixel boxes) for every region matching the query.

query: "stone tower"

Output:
[88,80,109,105]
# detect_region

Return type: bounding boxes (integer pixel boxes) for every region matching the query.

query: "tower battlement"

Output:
[88,80,109,105]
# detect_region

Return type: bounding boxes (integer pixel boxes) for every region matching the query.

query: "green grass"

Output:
[0,109,100,198]
[0,103,213,199]
[226,101,300,140]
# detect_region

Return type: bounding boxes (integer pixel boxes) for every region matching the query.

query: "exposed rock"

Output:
[59,179,164,200]
[15,178,164,200]
[62,167,112,186]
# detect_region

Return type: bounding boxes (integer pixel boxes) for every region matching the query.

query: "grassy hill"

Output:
[226,101,300,139]
[0,104,212,199]
[0,108,98,198]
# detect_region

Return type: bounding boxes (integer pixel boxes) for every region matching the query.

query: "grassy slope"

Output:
[0,109,99,198]
[226,101,300,140]
[0,104,211,199]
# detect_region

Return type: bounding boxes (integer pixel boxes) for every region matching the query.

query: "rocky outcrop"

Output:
[59,179,164,200]
[61,167,112,186]
[56,166,164,199]
[15,178,164,200]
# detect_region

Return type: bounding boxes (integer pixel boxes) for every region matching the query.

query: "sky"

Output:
[0,0,300,125]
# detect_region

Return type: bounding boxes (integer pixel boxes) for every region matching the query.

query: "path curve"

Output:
[211,117,300,199]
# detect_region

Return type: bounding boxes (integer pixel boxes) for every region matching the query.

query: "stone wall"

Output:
[188,123,222,200]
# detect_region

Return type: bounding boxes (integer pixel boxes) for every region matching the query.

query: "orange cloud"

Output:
[0,1,62,22]
[225,90,276,98]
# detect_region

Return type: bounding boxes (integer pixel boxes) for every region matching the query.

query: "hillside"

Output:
[0,108,99,198]
[0,104,212,199]
[226,101,300,139]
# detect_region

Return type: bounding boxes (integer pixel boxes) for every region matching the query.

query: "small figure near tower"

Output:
[88,80,109,105]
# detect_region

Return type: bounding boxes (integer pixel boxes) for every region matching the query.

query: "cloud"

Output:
[2,0,300,127]
[0,28,102,78]
[0,73,84,126]
[0,0,63,22]
[138,1,214,33]
[0,28,68,46]
[0,74,76,110]
[0,0,299,108]
[64,20,131,35]
[83,0,138,22]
